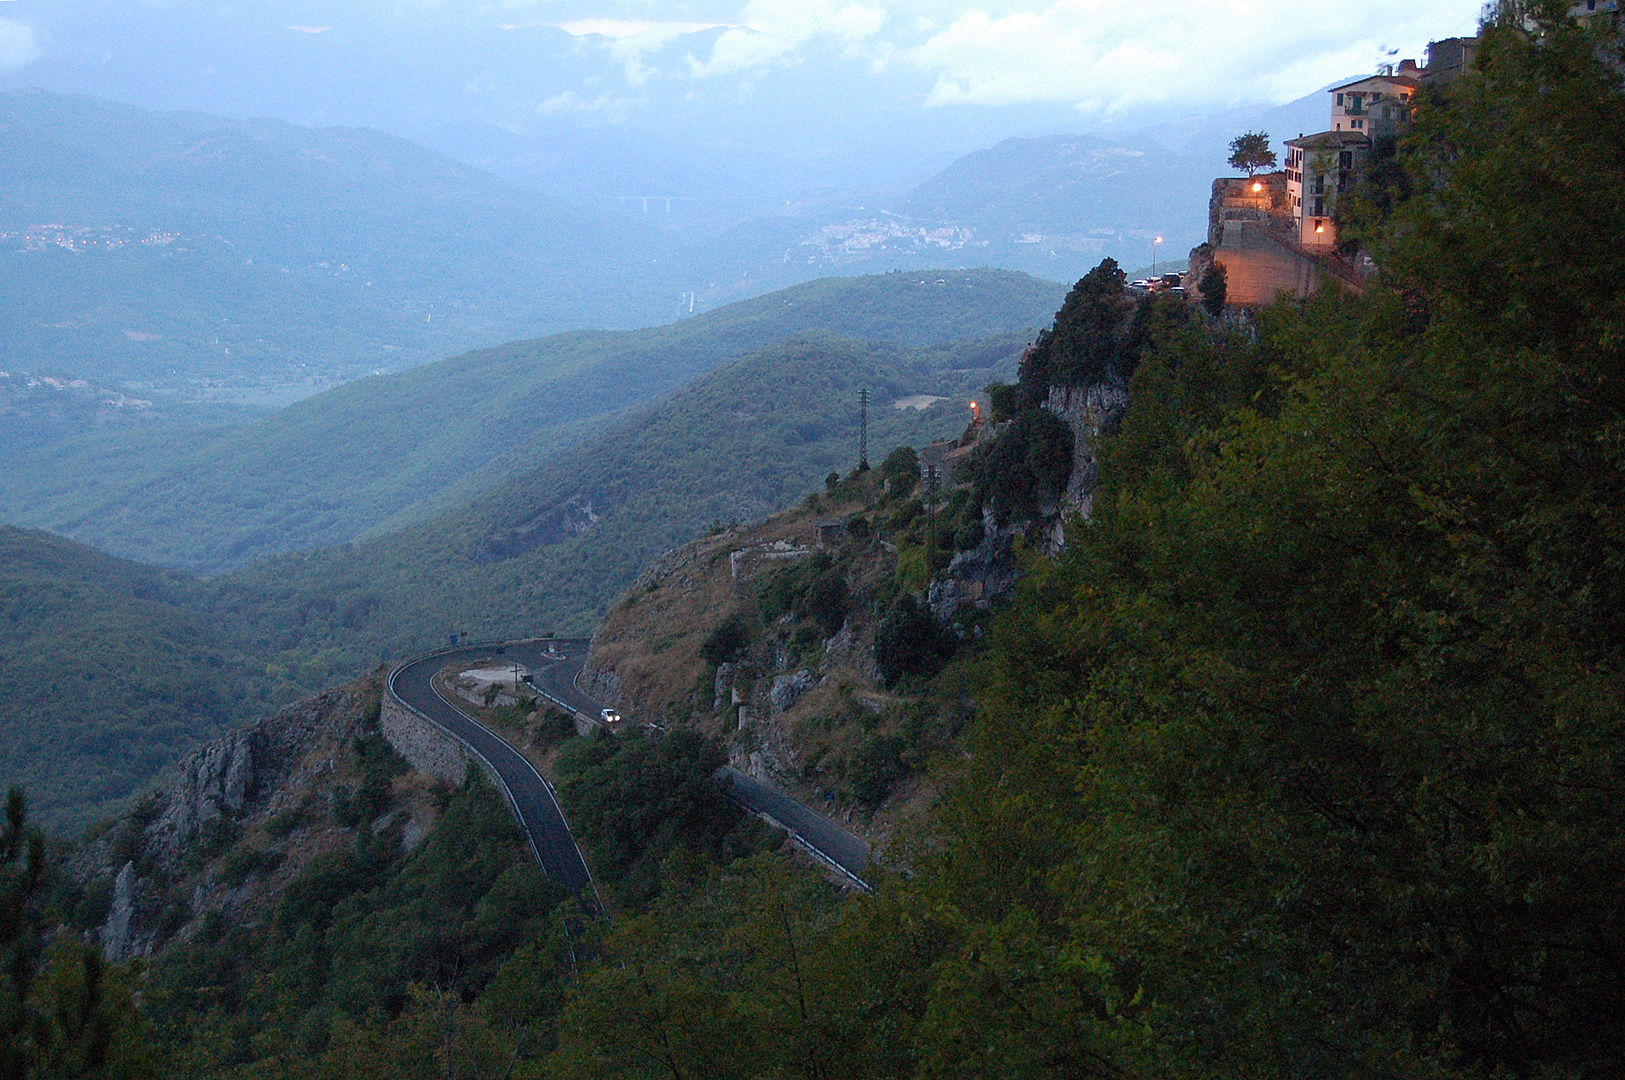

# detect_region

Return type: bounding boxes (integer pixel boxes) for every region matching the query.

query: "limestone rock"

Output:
[1043,380,1130,521]
[770,670,816,714]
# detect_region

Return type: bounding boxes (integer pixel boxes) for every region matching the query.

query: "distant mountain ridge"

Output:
[0,269,1064,575]
[0,88,678,399]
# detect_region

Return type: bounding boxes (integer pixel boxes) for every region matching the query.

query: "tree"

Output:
[873,595,956,686]
[1227,130,1276,176]
[1018,258,1131,397]
[1198,261,1227,316]
[2,788,152,1080]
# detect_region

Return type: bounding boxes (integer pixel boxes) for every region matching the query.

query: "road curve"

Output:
[387,642,600,910]
[389,637,874,896]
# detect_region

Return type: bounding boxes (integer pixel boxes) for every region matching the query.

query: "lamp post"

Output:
[1152,235,1163,278]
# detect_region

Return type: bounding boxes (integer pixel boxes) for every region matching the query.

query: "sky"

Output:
[0,0,1487,186]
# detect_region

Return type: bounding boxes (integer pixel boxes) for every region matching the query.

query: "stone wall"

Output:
[379,690,470,787]
[1214,221,1327,306]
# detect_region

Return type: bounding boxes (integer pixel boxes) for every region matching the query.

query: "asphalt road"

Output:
[387,642,599,908]
[720,767,871,887]
[389,637,873,896]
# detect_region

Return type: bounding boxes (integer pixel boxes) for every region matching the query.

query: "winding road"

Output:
[386,638,873,903]
[388,640,601,909]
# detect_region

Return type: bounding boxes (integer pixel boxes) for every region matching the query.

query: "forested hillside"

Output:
[218,328,1023,694]
[0,270,1062,574]
[0,528,260,830]
[0,277,1050,827]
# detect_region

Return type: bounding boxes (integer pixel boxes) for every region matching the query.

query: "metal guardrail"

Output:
[385,644,604,915]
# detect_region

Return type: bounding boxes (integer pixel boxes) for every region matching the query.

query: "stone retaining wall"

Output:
[379,688,470,787]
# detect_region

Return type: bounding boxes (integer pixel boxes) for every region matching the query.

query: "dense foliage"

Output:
[3,789,150,1079]
[900,11,1625,1074]
[554,729,774,909]
[0,528,257,830]
[141,776,565,1075]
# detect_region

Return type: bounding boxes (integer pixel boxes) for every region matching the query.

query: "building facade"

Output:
[1283,130,1370,247]
[1329,73,1421,140]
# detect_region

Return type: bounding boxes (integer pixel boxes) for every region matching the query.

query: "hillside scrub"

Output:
[554,729,775,910]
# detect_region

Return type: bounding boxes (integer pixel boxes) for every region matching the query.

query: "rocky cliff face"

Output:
[72,675,425,963]
[1044,379,1130,521]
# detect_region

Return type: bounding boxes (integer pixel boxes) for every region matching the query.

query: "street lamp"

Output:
[1152,236,1163,277]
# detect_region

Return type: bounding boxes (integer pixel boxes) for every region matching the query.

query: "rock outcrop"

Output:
[1043,379,1130,521]
[81,679,383,962]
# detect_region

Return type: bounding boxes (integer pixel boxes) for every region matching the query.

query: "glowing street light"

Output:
[1152,235,1163,277]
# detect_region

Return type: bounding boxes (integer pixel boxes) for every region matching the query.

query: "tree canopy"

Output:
[1227,130,1277,175]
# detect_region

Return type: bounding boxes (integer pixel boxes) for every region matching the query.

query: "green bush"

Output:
[881,445,919,495]
[805,569,849,636]
[218,844,282,888]
[700,614,752,666]
[873,595,956,686]
[978,408,1074,526]
[554,729,773,909]
[848,734,909,806]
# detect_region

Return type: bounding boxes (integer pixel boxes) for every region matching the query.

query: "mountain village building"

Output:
[1202,35,1482,301]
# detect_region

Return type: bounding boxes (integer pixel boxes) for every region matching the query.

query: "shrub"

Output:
[848,735,909,806]
[530,706,578,751]
[265,799,312,838]
[805,569,849,636]
[874,595,956,686]
[1200,262,1228,316]
[700,614,751,666]
[979,408,1074,526]
[881,446,919,495]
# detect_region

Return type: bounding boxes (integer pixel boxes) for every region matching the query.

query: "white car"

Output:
[600,708,623,724]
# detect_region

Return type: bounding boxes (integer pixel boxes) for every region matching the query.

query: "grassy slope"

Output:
[2,270,1063,574]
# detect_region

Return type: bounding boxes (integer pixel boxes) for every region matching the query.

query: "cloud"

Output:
[286,25,332,34]
[536,89,646,122]
[905,0,1478,112]
[687,0,886,78]
[552,20,727,41]
[550,18,734,86]
[0,15,38,72]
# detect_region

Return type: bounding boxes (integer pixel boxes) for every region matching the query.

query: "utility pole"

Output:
[858,388,870,472]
